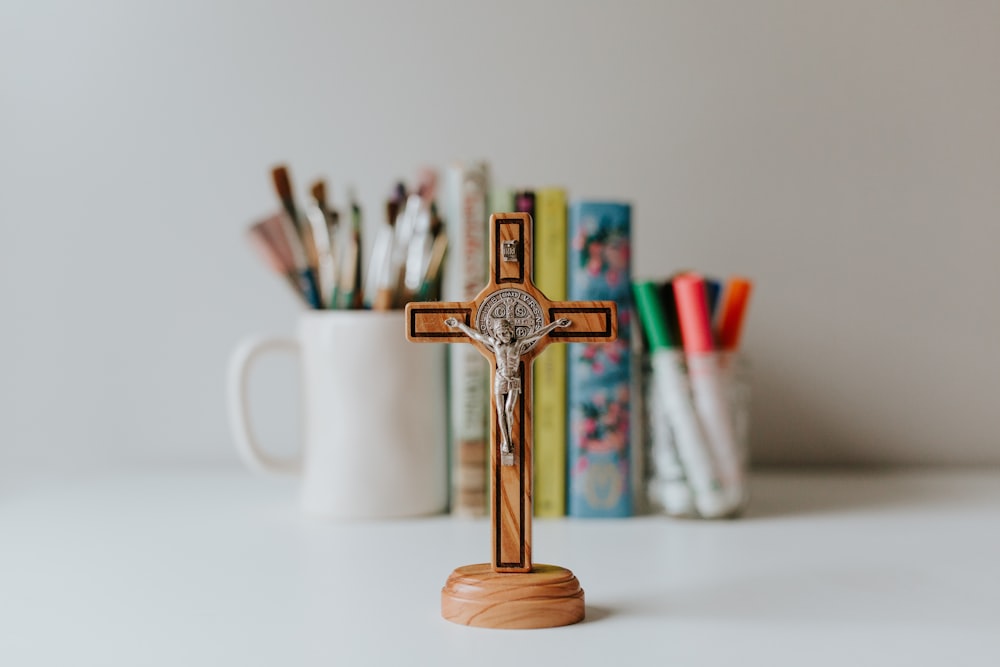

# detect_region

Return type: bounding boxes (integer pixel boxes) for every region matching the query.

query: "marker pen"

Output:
[673,274,745,514]
[633,282,728,518]
[704,277,722,322]
[644,370,695,516]
[716,276,754,475]
[717,277,753,352]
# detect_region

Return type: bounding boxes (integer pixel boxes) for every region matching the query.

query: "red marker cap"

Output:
[673,274,715,353]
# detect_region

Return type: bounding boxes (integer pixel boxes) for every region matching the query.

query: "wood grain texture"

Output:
[405,291,617,351]
[493,362,531,572]
[404,212,618,577]
[441,563,585,629]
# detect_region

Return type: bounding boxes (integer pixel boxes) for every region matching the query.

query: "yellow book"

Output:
[532,188,568,517]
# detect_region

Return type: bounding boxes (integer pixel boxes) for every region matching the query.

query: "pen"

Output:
[704,277,721,323]
[717,277,753,351]
[633,281,727,517]
[673,274,745,513]
[716,276,753,475]
[657,280,683,346]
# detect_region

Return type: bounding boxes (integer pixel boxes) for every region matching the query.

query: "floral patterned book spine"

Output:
[567,201,633,517]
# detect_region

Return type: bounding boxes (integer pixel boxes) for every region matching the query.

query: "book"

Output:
[491,187,513,216]
[530,188,568,517]
[514,190,535,220]
[441,162,491,516]
[566,201,633,517]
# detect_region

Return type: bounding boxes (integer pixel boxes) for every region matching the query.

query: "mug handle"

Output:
[226,335,303,476]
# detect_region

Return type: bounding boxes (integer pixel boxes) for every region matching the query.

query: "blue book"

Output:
[566,201,633,517]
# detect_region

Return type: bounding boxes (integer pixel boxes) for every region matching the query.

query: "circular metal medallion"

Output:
[476,289,546,352]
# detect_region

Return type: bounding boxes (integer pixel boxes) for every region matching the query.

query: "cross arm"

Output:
[405,301,476,342]
[544,301,619,343]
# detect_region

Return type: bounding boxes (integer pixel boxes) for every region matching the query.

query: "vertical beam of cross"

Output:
[406,213,617,572]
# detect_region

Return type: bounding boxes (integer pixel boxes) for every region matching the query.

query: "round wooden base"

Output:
[441,563,585,629]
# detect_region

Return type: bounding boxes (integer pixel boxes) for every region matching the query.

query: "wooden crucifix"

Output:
[405,212,618,629]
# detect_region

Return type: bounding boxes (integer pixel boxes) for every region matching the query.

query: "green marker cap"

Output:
[632,281,674,350]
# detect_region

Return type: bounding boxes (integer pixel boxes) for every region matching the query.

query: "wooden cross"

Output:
[405,212,617,575]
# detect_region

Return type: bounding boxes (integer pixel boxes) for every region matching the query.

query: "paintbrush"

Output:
[247,214,310,306]
[271,164,301,230]
[416,207,448,302]
[316,179,343,306]
[367,197,400,310]
[402,169,438,298]
[276,209,322,308]
[271,164,321,305]
[311,180,340,228]
[338,189,363,309]
[306,179,339,308]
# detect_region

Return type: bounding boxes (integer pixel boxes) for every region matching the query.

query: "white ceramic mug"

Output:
[227,310,447,518]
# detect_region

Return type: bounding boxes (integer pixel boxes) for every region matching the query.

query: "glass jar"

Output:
[642,350,750,519]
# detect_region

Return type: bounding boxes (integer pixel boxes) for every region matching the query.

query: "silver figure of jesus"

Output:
[444,316,572,463]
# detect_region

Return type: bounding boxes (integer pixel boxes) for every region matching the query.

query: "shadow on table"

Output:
[580,605,614,624]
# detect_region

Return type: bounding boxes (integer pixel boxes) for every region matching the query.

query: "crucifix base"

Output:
[408,213,616,629]
[441,563,585,629]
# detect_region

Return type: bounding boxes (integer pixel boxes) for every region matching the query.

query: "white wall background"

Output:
[2,0,998,467]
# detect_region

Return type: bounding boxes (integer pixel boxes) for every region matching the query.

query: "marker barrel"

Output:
[686,351,746,512]
[644,358,695,516]
[651,350,730,518]
[643,349,751,518]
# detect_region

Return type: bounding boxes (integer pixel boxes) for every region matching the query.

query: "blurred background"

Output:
[2,0,998,469]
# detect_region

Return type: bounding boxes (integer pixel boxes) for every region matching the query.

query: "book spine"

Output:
[531,188,568,517]
[491,187,513,216]
[566,201,633,517]
[442,163,491,516]
[514,190,535,220]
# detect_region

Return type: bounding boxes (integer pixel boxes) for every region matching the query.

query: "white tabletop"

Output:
[2,465,997,666]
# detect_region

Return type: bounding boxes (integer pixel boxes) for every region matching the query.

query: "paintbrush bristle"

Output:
[348,187,361,225]
[261,214,296,267]
[393,181,407,203]
[271,164,297,220]
[249,213,313,306]
[310,180,327,208]
[248,219,292,275]
[386,199,400,227]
